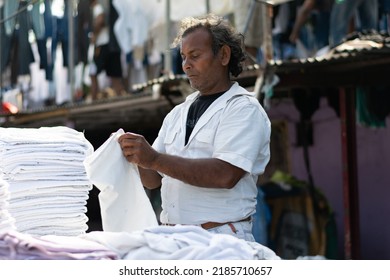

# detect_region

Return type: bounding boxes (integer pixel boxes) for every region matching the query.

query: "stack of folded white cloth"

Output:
[0,175,15,232]
[0,126,94,236]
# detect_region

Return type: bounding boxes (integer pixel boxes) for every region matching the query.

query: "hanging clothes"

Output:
[1,0,36,85]
[0,5,12,74]
[46,0,69,81]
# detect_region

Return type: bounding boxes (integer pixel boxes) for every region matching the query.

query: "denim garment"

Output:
[0,6,12,73]
[329,0,379,47]
[16,1,35,76]
[3,0,18,36]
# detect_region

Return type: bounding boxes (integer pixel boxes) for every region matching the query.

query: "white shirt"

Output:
[152,82,271,225]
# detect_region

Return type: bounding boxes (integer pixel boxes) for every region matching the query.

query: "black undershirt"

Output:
[185,91,226,145]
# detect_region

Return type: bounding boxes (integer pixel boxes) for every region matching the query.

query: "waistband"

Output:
[200,216,251,230]
[162,216,251,230]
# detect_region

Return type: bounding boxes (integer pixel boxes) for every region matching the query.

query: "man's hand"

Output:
[118,132,159,170]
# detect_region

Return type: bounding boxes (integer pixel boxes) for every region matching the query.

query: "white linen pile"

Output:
[0,126,94,236]
[82,225,281,260]
[0,175,15,232]
[0,225,280,260]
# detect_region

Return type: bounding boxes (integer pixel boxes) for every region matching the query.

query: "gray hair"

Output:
[172,14,246,77]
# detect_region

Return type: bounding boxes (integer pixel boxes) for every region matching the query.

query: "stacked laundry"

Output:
[0,175,15,232]
[0,126,94,236]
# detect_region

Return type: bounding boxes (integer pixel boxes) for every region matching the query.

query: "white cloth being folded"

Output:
[84,128,158,233]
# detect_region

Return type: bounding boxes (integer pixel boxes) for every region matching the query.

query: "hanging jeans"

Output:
[329,0,379,47]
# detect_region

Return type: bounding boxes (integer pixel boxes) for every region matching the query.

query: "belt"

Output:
[200,216,251,230]
[162,216,251,230]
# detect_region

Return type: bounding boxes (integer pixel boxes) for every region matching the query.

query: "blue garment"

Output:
[3,0,19,36]
[40,0,54,80]
[313,10,331,49]
[76,0,91,64]
[171,47,184,75]
[43,0,53,38]
[30,1,47,72]
[31,1,45,40]
[15,1,35,77]
[273,33,296,60]
[252,187,271,245]
[0,6,12,73]
[329,0,379,47]
[300,0,333,53]
[379,0,390,12]
[1,1,35,85]
[46,2,69,81]
[379,0,390,32]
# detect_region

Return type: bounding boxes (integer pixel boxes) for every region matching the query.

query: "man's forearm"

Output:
[138,167,162,190]
[149,153,244,189]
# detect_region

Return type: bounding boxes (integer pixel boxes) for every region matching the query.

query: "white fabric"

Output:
[9,194,89,207]
[0,126,94,236]
[82,225,280,260]
[112,0,234,54]
[0,176,15,232]
[15,217,88,232]
[0,226,280,260]
[149,0,234,28]
[112,0,150,53]
[84,129,158,233]
[152,82,271,225]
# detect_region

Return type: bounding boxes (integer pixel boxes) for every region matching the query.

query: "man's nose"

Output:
[182,58,191,70]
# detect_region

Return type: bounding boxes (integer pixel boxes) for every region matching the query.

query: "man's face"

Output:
[180,28,226,95]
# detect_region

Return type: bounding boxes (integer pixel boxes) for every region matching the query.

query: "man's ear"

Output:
[219,45,231,66]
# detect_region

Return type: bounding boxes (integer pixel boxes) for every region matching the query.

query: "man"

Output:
[89,0,124,100]
[118,14,271,242]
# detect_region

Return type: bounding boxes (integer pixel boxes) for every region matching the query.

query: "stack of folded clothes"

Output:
[0,126,94,236]
[0,175,15,232]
